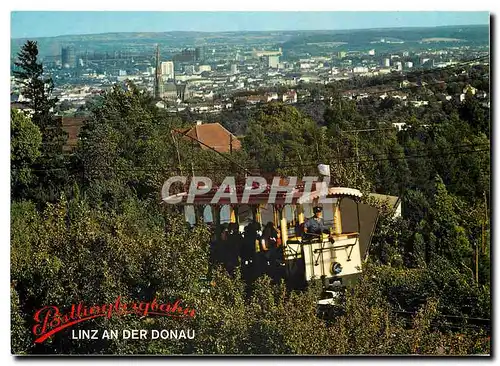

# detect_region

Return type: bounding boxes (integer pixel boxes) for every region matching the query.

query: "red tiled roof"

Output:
[175,123,241,153]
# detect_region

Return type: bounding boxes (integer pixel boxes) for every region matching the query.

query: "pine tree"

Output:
[13,41,58,136]
[13,40,69,204]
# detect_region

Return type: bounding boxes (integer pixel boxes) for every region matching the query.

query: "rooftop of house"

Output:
[174,122,241,154]
[368,193,401,213]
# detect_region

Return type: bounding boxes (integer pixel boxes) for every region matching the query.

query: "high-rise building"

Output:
[161,61,175,80]
[173,49,196,62]
[61,46,76,68]
[268,55,279,69]
[195,47,205,62]
[230,64,238,74]
[394,61,403,71]
[382,58,391,67]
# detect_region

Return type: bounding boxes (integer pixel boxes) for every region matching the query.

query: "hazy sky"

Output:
[11,11,490,39]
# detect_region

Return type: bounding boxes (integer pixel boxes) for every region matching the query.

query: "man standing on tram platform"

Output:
[303,206,331,240]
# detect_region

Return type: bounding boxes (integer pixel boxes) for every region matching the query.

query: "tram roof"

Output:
[162,185,362,206]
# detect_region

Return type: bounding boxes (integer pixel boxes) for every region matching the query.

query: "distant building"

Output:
[382,58,391,67]
[282,90,297,104]
[268,55,279,69]
[61,46,76,68]
[410,100,429,107]
[338,51,347,59]
[404,61,413,69]
[253,48,282,57]
[230,64,238,74]
[368,49,375,56]
[420,57,431,66]
[195,47,205,62]
[176,83,190,102]
[184,65,195,75]
[353,66,369,74]
[161,61,175,80]
[394,62,403,71]
[162,82,178,101]
[247,95,264,104]
[264,92,279,102]
[173,49,196,62]
[198,65,212,73]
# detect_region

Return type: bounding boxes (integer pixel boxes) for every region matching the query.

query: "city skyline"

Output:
[11,11,489,39]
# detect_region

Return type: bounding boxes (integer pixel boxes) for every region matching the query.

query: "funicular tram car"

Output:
[162,178,379,294]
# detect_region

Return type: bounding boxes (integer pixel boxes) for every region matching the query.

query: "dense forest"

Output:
[11,40,490,355]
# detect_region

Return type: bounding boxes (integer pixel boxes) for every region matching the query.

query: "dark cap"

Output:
[313,206,323,214]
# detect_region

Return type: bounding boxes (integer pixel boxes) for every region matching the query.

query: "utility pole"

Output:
[482,191,488,254]
[355,130,359,179]
[475,242,479,284]
[170,131,183,175]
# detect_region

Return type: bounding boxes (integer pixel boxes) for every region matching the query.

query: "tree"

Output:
[11,109,42,199]
[13,40,69,205]
[13,41,58,137]
[243,102,328,176]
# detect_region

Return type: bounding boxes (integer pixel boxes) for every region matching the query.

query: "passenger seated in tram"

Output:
[261,222,279,268]
[213,223,229,265]
[220,223,229,241]
[242,221,259,264]
[241,221,261,282]
[225,223,242,274]
[261,222,278,251]
[208,223,217,263]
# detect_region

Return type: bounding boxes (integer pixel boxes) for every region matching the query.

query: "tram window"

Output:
[203,206,213,223]
[322,203,334,226]
[260,204,274,225]
[185,205,196,226]
[285,205,294,222]
[220,205,231,223]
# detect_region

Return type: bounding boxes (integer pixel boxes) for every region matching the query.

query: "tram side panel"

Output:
[302,237,362,282]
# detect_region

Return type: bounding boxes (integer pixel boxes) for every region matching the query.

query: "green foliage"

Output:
[13,40,70,205]
[13,40,58,139]
[10,48,490,355]
[11,109,42,196]
[11,194,210,354]
[244,102,325,175]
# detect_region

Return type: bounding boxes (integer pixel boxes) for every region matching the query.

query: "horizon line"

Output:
[10,23,489,41]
